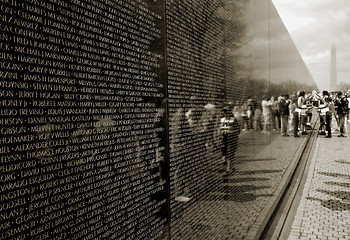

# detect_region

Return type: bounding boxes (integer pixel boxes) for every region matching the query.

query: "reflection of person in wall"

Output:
[279,94,290,137]
[185,95,208,198]
[201,103,220,152]
[152,98,167,184]
[261,95,272,134]
[247,97,255,130]
[241,101,249,131]
[271,96,281,131]
[171,107,191,202]
[185,95,203,134]
[150,98,169,229]
[232,104,242,130]
[253,103,263,132]
[219,105,239,174]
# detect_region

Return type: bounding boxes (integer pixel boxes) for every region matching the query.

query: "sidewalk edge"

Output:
[247,136,309,240]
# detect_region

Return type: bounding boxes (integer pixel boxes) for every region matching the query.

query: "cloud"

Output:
[273,0,350,90]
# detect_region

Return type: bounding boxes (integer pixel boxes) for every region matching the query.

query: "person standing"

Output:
[291,95,300,137]
[253,103,263,132]
[324,96,334,138]
[241,101,249,131]
[297,91,308,135]
[219,105,239,174]
[261,96,272,134]
[318,91,328,135]
[279,94,290,136]
[335,92,349,137]
[271,96,281,131]
[171,108,191,202]
[247,97,255,130]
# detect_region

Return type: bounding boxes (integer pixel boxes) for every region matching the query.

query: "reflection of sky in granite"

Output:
[237,0,317,88]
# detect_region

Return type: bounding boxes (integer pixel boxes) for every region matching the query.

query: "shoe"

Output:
[343,135,348,137]
[338,134,344,137]
[325,135,332,138]
[302,132,308,135]
[294,135,300,138]
[282,134,289,137]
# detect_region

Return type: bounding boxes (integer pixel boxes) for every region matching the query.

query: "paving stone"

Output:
[287,119,350,239]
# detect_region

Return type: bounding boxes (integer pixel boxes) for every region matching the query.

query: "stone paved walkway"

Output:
[288,121,350,240]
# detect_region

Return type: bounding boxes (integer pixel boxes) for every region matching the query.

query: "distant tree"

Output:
[338,81,350,93]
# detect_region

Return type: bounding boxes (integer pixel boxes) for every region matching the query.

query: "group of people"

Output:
[171,90,350,200]
[232,90,350,138]
[315,90,349,138]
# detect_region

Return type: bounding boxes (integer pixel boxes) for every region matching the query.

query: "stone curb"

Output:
[248,136,309,240]
[287,138,320,239]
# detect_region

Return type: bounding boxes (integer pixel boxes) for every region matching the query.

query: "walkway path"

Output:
[288,121,350,240]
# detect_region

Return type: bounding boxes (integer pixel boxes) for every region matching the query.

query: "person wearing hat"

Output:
[335,91,349,137]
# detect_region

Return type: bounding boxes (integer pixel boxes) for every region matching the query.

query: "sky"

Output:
[272,0,350,91]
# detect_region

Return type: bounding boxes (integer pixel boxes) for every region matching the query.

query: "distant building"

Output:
[330,44,337,91]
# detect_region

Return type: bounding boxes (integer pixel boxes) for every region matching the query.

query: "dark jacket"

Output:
[279,99,290,115]
[335,97,348,115]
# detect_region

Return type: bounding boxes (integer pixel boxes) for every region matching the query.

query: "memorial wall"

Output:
[0,0,317,239]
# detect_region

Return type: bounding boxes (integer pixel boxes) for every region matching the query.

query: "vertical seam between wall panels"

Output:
[162,1,171,238]
[268,0,272,152]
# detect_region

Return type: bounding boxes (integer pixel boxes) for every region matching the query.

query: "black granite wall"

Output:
[0,0,316,239]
